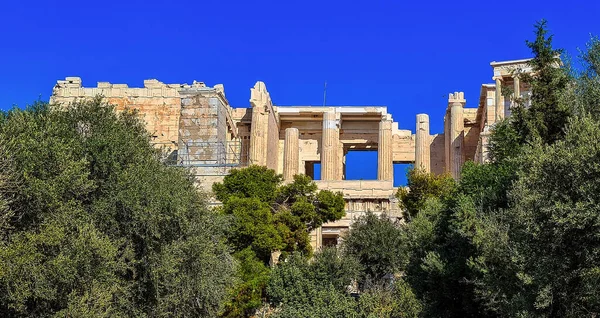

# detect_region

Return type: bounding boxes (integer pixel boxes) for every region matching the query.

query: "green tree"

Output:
[473,116,600,317]
[220,249,270,318]
[403,193,490,318]
[214,167,345,316]
[459,160,516,212]
[342,212,407,287]
[393,23,600,318]
[215,167,345,263]
[356,279,422,318]
[396,169,455,219]
[267,251,358,318]
[0,99,235,317]
[511,19,571,146]
[573,36,600,118]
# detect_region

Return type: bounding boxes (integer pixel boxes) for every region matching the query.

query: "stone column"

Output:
[321,111,340,180]
[444,110,450,173]
[249,107,268,166]
[479,127,491,164]
[415,114,430,173]
[377,117,393,181]
[449,92,465,180]
[249,82,271,166]
[513,75,520,105]
[495,77,503,121]
[283,128,300,181]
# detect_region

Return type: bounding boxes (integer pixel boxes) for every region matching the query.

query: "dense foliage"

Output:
[270,20,600,318]
[391,21,600,318]
[267,246,421,318]
[396,169,455,219]
[213,168,346,316]
[0,99,235,317]
[342,212,407,286]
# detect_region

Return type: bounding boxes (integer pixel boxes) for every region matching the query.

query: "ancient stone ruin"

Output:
[50,58,531,250]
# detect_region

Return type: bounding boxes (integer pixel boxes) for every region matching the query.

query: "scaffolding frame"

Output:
[177,140,243,167]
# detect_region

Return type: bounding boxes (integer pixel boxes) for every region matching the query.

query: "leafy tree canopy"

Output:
[214,167,345,263]
[0,98,235,317]
[213,167,345,316]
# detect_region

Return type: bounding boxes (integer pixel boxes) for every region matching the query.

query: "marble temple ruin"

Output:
[50,58,532,249]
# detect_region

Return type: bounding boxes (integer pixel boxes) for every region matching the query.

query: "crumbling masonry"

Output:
[50,58,532,250]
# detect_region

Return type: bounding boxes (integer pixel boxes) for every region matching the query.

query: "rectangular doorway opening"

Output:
[393,163,413,187]
[305,161,321,180]
[322,234,339,247]
[345,150,378,180]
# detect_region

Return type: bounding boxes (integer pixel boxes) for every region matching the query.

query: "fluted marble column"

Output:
[377,118,393,181]
[449,92,465,180]
[495,77,503,122]
[249,82,271,166]
[283,128,300,181]
[415,114,430,173]
[513,75,520,106]
[444,110,450,173]
[479,128,491,164]
[249,108,268,166]
[321,111,340,180]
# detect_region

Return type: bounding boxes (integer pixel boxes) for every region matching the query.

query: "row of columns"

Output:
[281,82,521,183]
[280,111,432,182]
[252,79,526,184]
[494,74,521,122]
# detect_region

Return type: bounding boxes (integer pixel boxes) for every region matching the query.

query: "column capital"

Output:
[285,127,299,134]
[448,92,466,106]
[380,113,393,122]
[379,118,393,130]
[416,113,429,122]
[323,111,339,127]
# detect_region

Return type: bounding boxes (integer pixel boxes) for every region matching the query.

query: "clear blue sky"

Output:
[1,1,598,184]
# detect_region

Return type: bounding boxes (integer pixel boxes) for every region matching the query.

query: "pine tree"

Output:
[514,19,571,145]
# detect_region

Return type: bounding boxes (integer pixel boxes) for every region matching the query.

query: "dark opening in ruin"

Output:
[322,234,338,247]
[305,161,321,180]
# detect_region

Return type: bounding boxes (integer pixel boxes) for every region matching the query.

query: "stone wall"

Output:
[51,78,182,147]
[392,131,416,163]
[177,87,229,166]
[429,134,446,175]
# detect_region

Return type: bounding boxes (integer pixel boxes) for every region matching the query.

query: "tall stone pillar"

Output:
[479,127,491,164]
[415,114,430,173]
[449,92,465,180]
[283,128,300,181]
[249,82,270,166]
[495,77,503,121]
[444,110,450,173]
[377,117,393,181]
[321,111,340,180]
[513,75,520,105]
